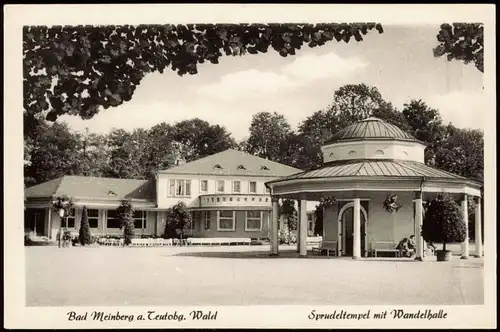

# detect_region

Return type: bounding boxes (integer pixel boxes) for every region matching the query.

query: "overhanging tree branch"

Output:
[23,23,384,122]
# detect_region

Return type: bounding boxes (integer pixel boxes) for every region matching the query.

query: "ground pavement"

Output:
[25,244,484,306]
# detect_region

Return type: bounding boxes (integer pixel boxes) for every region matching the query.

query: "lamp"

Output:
[58,208,65,248]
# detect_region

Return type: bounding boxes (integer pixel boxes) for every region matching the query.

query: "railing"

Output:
[199,194,272,208]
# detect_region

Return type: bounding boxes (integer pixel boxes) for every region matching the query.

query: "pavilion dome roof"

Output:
[325,117,422,145]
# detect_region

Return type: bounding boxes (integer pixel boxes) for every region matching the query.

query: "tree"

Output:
[331,83,393,123]
[116,199,135,246]
[79,131,111,177]
[313,205,324,237]
[172,119,237,162]
[433,23,483,72]
[401,100,447,165]
[434,125,484,182]
[279,199,297,232]
[79,205,92,246]
[105,128,150,179]
[164,202,192,241]
[23,23,383,123]
[245,112,293,163]
[24,122,84,187]
[421,193,467,253]
[295,84,407,169]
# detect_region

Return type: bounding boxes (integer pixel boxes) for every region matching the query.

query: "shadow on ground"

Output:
[172,250,419,262]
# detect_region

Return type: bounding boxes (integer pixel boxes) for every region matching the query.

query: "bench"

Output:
[312,240,338,257]
[371,241,401,257]
[306,236,323,247]
[186,237,252,246]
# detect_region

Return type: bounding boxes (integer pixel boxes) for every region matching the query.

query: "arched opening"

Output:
[338,202,368,257]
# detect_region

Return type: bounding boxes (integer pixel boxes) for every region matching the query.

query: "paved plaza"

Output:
[25,244,484,306]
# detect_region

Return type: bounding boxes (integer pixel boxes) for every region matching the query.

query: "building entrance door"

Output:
[341,207,366,257]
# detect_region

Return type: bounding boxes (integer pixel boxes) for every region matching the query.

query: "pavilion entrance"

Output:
[339,203,368,257]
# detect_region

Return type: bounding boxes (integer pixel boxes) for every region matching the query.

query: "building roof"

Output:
[268,159,473,184]
[25,176,156,201]
[325,117,422,145]
[159,149,302,177]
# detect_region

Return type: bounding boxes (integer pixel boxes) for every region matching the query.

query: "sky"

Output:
[60,25,485,141]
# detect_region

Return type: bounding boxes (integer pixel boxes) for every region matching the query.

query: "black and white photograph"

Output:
[4,4,496,329]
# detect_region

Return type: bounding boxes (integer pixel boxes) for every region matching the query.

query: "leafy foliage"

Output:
[164,202,192,239]
[279,199,297,232]
[116,199,135,245]
[245,112,293,163]
[52,194,74,218]
[434,126,484,182]
[433,23,483,72]
[421,193,467,251]
[79,205,92,245]
[23,23,383,122]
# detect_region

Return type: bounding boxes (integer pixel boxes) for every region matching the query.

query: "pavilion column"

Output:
[296,199,301,253]
[474,196,483,258]
[414,192,424,261]
[270,198,279,256]
[461,194,470,259]
[352,198,361,259]
[299,199,307,257]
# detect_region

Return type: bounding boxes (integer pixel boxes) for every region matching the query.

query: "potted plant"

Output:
[421,193,467,261]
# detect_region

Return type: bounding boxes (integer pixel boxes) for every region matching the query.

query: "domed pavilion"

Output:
[265,117,483,260]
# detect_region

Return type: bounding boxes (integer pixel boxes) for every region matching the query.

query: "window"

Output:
[348,150,357,156]
[214,164,223,169]
[88,209,99,228]
[245,211,262,231]
[217,180,225,192]
[265,187,271,194]
[200,180,208,192]
[168,179,191,197]
[204,211,211,230]
[237,164,246,170]
[233,180,241,193]
[260,165,269,171]
[61,208,75,228]
[168,179,175,196]
[106,210,121,228]
[133,210,147,229]
[217,210,235,231]
[249,181,257,193]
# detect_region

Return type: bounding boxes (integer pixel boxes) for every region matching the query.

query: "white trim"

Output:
[337,201,368,257]
[216,180,225,193]
[249,181,257,194]
[217,210,235,232]
[245,210,263,232]
[204,210,211,230]
[321,139,427,149]
[200,179,209,193]
[232,180,242,193]
[87,208,100,229]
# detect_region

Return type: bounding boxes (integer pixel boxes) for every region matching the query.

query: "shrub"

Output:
[116,199,135,246]
[421,193,467,251]
[79,206,92,246]
[164,202,192,240]
[278,229,297,244]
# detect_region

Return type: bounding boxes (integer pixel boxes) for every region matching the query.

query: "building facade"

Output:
[266,117,483,260]
[24,149,301,240]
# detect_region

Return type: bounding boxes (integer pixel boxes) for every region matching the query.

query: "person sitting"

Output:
[396,237,413,257]
[426,241,437,256]
[407,235,416,256]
